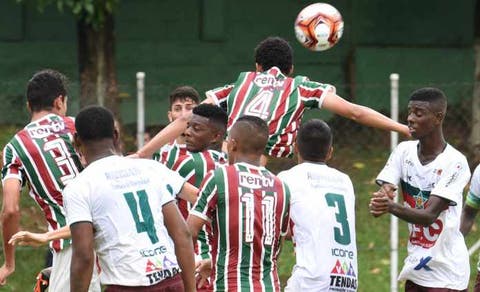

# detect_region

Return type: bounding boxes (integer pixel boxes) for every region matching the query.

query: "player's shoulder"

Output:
[444,143,468,160]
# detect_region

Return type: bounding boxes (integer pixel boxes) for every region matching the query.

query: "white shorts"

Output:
[284,271,331,292]
[49,245,101,292]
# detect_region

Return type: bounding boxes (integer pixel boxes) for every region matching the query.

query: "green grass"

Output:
[1,126,480,291]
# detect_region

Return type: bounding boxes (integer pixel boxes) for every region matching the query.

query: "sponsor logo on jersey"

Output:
[331,248,355,259]
[139,245,168,257]
[330,259,357,291]
[239,173,275,189]
[253,75,285,89]
[28,120,66,139]
[145,256,180,285]
[410,219,443,248]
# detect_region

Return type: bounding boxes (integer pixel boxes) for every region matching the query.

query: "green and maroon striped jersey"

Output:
[1,114,83,252]
[191,162,291,292]
[206,66,334,158]
[172,149,227,260]
[153,141,188,168]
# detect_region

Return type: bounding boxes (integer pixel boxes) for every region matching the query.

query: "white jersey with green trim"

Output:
[376,140,470,289]
[64,155,185,286]
[278,162,358,291]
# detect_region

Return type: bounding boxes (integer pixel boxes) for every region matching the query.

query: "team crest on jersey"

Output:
[330,259,357,291]
[239,173,275,189]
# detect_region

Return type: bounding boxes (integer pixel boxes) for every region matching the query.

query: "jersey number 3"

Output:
[325,193,351,245]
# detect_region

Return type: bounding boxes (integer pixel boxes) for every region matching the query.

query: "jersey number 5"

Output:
[124,190,159,244]
[325,193,351,245]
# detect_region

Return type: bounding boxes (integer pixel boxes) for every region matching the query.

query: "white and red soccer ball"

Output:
[294,3,344,51]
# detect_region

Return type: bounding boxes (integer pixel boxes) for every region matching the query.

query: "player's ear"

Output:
[113,128,120,150]
[26,101,32,113]
[326,146,334,161]
[289,65,294,75]
[73,133,83,154]
[167,111,173,123]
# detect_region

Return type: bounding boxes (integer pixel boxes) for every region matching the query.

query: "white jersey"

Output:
[376,140,470,289]
[278,162,358,291]
[64,155,185,287]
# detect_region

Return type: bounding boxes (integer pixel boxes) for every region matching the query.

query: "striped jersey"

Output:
[191,162,291,291]
[206,67,334,157]
[153,141,188,168]
[171,149,227,260]
[1,114,83,251]
[376,141,470,290]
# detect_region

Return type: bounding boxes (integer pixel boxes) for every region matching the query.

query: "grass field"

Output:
[0,126,479,291]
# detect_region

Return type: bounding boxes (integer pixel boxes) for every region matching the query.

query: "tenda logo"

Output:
[239,173,274,189]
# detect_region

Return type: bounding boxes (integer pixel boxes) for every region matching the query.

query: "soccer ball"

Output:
[294,3,344,51]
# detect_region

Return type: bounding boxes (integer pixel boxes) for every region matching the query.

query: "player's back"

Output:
[278,162,358,291]
[206,67,333,157]
[65,155,185,286]
[208,162,290,291]
[1,113,82,251]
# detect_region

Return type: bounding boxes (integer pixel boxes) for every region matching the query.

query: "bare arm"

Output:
[163,201,196,292]
[9,226,71,247]
[371,193,449,225]
[186,214,207,242]
[0,179,21,285]
[70,222,94,292]
[178,182,199,205]
[460,204,479,236]
[135,115,190,159]
[322,92,410,137]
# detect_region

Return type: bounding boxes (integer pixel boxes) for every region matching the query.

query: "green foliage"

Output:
[16,0,118,29]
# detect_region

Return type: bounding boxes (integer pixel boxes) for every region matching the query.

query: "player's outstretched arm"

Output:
[178,182,199,204]
[460,204,479,236]
[133,114,190,159]
[9,226,71,247]
[0,179,22,285]
[70,222,95,292]
[322,92,410,137]
[163,201,196,292]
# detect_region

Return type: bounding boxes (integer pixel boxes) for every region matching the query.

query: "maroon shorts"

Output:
[405,280,468,292]
[105,274,184,292]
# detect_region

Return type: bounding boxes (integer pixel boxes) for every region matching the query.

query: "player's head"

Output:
[74,106,119,162]
[168,86,200,122]
[184,104,227,152]
[26,69,68,116]
[296,119,333,163]
[407,87,447,139]
[227,115,269,164]
[255,36,294,76]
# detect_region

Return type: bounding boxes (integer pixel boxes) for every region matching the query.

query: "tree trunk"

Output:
[77,13,118,115]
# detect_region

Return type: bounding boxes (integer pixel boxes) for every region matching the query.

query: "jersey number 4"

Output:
[325,193,351,245]
[124,190,159,244]
[244,91,273,120]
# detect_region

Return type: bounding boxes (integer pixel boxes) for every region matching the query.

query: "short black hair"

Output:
[234,115,269,154]
[254,36,293,76]
[409,87,447,113]
[192,104,228,132]
[27,69,68,112]
[169,86,200,109]
[297,119,332,162]
[75,105,115,142]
